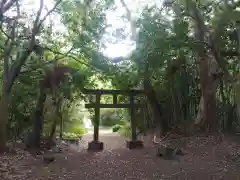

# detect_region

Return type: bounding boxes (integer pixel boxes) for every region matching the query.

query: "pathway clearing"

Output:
[69,127,127,152]
[1,131,240,180]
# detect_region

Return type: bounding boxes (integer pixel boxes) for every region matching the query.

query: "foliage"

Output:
[112,124,122,132]
[62,132,81,140]
[70,126,88,135]
[0,0,116,150]
[119,121,131,137]
[100,108,126,126]
[62,126,87,140]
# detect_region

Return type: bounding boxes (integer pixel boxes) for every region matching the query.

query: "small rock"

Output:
[156,144,185,160]
[43,154,55,164]
[223,168,228,172]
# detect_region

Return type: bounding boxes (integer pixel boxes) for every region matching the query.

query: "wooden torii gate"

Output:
[83,88,146,151]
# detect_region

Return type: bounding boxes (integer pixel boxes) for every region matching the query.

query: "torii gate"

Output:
[82,88,146,151]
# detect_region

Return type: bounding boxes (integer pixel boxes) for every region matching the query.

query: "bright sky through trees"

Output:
[7,0,162,58]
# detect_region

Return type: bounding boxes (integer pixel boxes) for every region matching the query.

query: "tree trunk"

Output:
[46,97,62,147]
[172,87,183,126]
[193,57,221,131]
[46,118,57,149]
[194,45,218,133]
[144,77,168,136]
[0,94,9,152]
[26,86,47,148]
[199,58,217,132]
[60,115,63,139]
[188,1,217,133]
[194,76,220,125]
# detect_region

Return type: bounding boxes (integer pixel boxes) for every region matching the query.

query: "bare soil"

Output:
[1,131,240,180]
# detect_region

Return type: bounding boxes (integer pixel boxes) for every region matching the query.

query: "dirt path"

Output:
[2,131,240,180]
[69,127,128,152]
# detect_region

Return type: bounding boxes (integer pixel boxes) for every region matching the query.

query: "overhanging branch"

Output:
[43,46,103,72]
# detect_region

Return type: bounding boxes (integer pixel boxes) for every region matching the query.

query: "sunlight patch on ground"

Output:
[85,127,115,134]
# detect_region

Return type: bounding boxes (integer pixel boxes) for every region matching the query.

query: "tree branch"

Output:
[119,0,137,41]
[5,0,60,94]
[37,0,62,30]
[19,60,57,75]
[2,0,16,12]
[43,46,103,72]
[184,0,234,83]
[31,0,44,41]
[0,0,16,14]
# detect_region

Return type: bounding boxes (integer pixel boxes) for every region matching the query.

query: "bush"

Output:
[112,124,122,132]
[119,121,132,137]
[118,120,126,125]
[62,132,80,140]
[70,126,87,135]
[100,109,125,126]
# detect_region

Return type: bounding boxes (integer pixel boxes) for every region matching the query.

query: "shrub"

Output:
[62,132,79,140]
[118,120,126,125]
[71,126,87,135]
[119,121,132,137]
[112,124,122,132]
[100,109,125,126]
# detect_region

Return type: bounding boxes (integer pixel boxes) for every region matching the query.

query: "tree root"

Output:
[152,131,172,144]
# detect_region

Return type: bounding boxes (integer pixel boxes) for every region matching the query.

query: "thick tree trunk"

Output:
[188,1,217,133]
[199,58,217,132]
[26,86,47,148]
[194,57,221,130]
[195,76,220,125]
[0,94,9,152]
[172,90,183,126]
[144,77,168,136]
